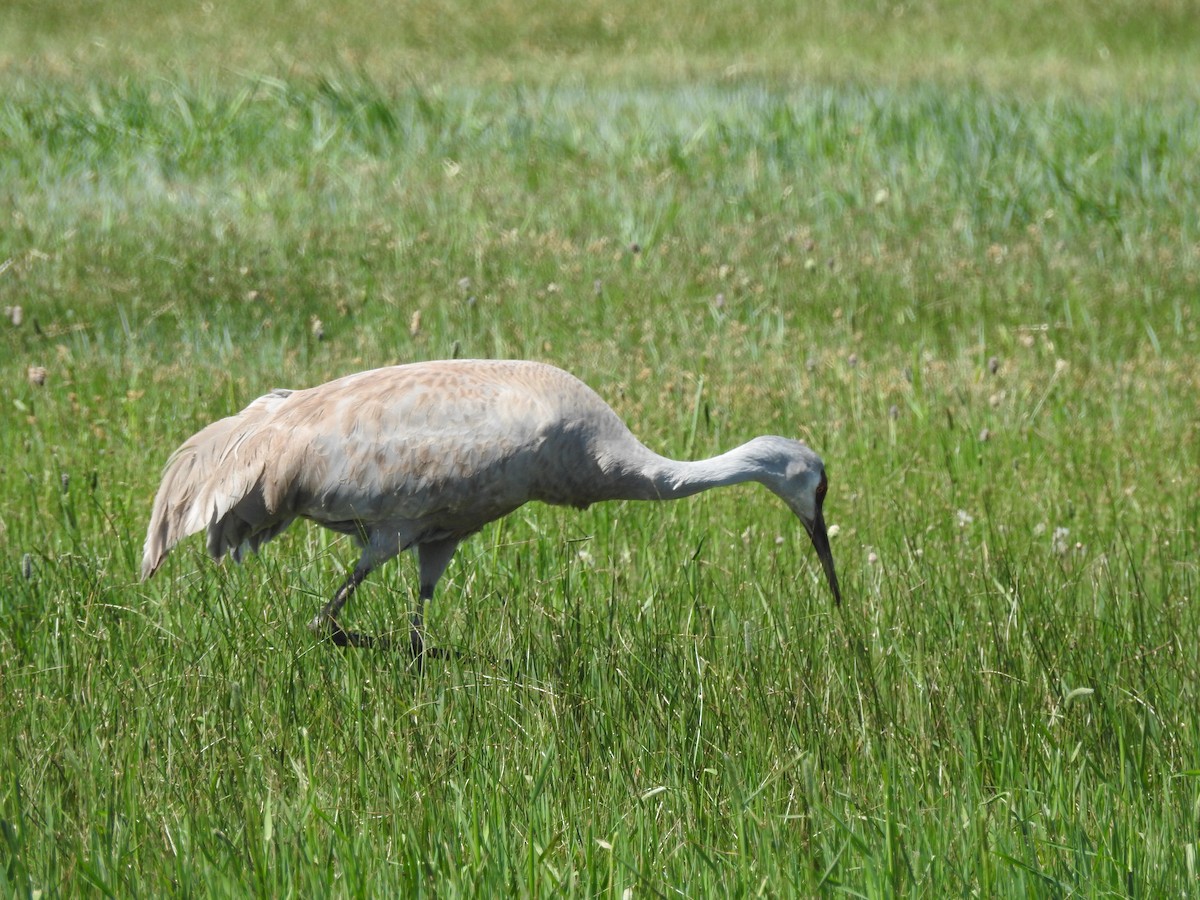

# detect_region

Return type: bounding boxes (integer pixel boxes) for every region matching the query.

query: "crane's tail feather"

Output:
[141,389,296,580]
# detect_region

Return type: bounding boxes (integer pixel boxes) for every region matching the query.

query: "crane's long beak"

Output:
[805,510,842,606]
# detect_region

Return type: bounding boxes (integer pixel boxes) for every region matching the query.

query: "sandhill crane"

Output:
[142,359,841,657]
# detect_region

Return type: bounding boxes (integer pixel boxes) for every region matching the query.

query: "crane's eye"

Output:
[816,473,827,499]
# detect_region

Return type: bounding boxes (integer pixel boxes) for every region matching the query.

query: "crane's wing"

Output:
[265,366,555,536]
[141,388,298,578]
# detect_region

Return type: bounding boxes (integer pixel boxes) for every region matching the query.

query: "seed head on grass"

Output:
[1052,526,1071,555]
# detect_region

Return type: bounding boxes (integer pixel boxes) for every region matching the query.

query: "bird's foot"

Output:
[332,624,391,649]
[309,616,390,649]
[307,617,458,663]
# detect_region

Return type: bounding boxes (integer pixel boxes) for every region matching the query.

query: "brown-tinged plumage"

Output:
[142,359,841,656]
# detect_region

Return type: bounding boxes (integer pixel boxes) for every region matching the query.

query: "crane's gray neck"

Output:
[602,438,782,502]
[643,448,763,500]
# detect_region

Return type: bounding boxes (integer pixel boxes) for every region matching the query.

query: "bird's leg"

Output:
[309,568,362,629]
[409,589,430,658]
[411,539,460,660]
[309,536,397,648]
[309,568,382,647]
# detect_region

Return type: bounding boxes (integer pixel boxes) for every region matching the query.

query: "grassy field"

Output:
[2,1,1199,895]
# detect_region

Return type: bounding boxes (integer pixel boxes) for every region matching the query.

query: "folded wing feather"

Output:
[141,389,297,579]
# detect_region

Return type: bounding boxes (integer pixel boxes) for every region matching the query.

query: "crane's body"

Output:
[143,359,841,655]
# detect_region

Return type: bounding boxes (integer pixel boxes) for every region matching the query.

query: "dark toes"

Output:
[326,621,387,649]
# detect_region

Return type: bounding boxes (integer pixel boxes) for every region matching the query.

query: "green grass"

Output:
[2,2,1199,895]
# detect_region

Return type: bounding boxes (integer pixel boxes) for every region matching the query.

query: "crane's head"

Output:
[750,436,842,606]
